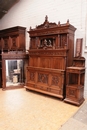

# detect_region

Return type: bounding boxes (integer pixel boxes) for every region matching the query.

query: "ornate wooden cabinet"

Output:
[25,16,76,99]
[0,26,28,89]
[64,38,85,105]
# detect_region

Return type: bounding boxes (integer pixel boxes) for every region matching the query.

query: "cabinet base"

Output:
[25,86,64,100]
[64,98,85,106]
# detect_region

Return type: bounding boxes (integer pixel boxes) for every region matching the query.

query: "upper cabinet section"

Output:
[28,15,76,50]
[0,26,26,51]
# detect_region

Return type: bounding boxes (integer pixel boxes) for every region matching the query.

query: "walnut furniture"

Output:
[25,16,76,99]
[0,26,26,51]
[0,26,28,89]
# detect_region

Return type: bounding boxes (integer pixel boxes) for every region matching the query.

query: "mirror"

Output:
[6,59,24,87]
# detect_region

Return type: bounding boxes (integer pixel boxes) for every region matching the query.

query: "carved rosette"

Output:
[69,89,76,97]
[38,73,48,84]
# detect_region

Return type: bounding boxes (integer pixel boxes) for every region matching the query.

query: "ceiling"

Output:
[0,0,20,19]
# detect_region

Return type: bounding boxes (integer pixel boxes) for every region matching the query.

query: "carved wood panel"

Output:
[60,34,67,48]
[38,73,48,84]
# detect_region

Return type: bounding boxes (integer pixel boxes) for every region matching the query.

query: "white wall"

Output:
[0,0,87,97]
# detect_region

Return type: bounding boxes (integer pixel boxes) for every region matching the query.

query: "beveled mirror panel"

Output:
[6,59,24,87]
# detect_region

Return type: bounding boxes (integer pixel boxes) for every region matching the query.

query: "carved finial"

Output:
[30,26,32,30]
[45,15,48,22]
[36,25,37,28]
[58,21,60,26]
[44,15,49,28]
[67,19,69,25]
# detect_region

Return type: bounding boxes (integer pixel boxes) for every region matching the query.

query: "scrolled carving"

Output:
[38,73,48,84]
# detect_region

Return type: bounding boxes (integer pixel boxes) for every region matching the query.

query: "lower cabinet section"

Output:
[25,84,63,99]
[25,66,65,99]
[25,66,85,106]
[64,85,84,106]
[64,66,85,106]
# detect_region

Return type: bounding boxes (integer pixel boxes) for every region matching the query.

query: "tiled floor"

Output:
[59,100,87,130]
[0,88,79,130]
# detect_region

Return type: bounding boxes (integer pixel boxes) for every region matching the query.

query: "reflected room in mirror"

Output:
[6,59,24,87]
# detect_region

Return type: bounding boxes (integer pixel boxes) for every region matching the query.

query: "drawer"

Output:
[47,87,62,95]
[27,83,36,88]
[51,89,61,95]
[36,85,47,91]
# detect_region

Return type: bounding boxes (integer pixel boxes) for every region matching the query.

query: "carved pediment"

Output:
[30,15,57,30]
[37,15,57,29]
[29,16,71,31]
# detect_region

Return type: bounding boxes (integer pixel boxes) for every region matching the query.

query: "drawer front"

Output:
[47,87,62,95]
[26,82,47,91]
[36,85,47,91]
[26,83,35,88]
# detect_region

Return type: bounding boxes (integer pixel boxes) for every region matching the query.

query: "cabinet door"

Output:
[2,37,9,50]
[10,36,18,50]
[18,34,25,50]
[10,34,25,51]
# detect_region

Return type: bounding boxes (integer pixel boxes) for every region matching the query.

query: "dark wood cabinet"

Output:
[0,26,26,51]
[25,16,76,99]
[0,26,28,90]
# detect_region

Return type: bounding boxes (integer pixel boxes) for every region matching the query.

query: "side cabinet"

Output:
[64,57,85,105]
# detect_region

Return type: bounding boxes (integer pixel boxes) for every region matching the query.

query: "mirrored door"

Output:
[6,59,24,87]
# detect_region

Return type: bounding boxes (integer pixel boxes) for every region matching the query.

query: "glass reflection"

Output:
[6,60,24,87]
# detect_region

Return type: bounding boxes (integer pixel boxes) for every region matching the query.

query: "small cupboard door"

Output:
[10,36,18,50]
[2,37,10,50]
[10,34,25,51]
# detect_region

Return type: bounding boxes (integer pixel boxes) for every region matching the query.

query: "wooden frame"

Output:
[2,52,28,90]
[75,38,83,57]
